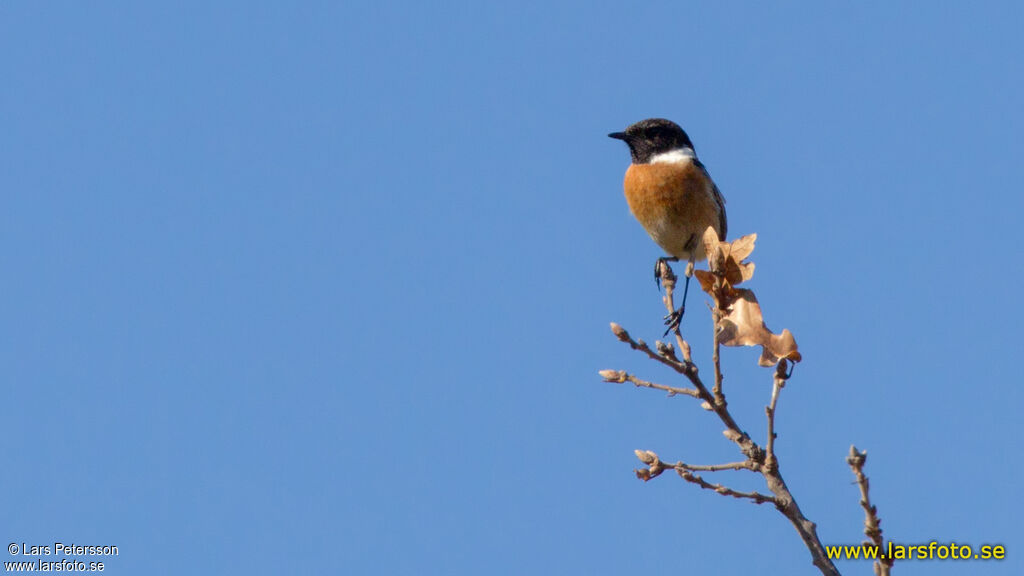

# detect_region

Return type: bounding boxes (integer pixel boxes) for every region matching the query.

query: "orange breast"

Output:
[623,161,724,261]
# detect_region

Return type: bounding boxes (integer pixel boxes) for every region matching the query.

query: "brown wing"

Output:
[694,158,727,240]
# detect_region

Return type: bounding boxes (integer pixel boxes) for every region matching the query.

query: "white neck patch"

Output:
[649,147,695,164]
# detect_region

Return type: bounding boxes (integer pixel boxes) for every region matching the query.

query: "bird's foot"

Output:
[663,305,685,337]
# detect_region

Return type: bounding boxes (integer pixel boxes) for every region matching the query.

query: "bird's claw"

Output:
[654,257,678,291]
[663,306,685,337]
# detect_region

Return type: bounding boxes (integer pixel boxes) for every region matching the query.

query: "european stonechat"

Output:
[609,118,727,332]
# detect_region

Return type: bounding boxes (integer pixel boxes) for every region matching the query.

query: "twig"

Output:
[633,450,760,481]
[711,301,725,402]
[708,291,730,439]
[765,362,787,470]
[674,460,758,473]
[677,468,777,505]
[610,323,690,375]
[847,446,892,576]
[598,370,700,398]
[657,260,692,363]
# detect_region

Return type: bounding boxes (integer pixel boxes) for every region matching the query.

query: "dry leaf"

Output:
[699,229,757,289]
[693,269,716,293]
[721,234,756,285]
[729,234,756,261]
[718,288,802,366]
[738,260,755,284]
[691,229,798,366]
[702,226,724,268]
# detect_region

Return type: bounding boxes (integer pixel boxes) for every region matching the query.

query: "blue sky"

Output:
[2,2,1020,574]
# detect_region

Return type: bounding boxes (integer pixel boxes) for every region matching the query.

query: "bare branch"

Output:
[765,361,787,469]
[604,253,844,576]
[633,449,762,495]
[608,321,756,459]
[676,468,777,505]
[598,370,700,398]
[674,460,759,473]
[712,304,725,401]
[633,449,759,474]
[848,446,893,576]
[657,260,692,363]
[610,323,690,375]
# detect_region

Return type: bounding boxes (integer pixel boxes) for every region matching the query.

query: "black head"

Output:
[608,118,695,164]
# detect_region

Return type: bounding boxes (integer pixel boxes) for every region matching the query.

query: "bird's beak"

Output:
[608,131,628,140]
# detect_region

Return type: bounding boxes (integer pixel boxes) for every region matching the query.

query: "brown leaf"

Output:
[721,235,756,285]
[702,227,726,275]
[739,261,756,283]
[729,234,757,261]
[701,226,722,261]
[700,229,757,286]
[718,288,802,366]
[693,269,716,293]
[728,234,757,284]
[722,261,745,286]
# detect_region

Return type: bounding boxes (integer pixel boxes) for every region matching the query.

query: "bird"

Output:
[609,118,727,334]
